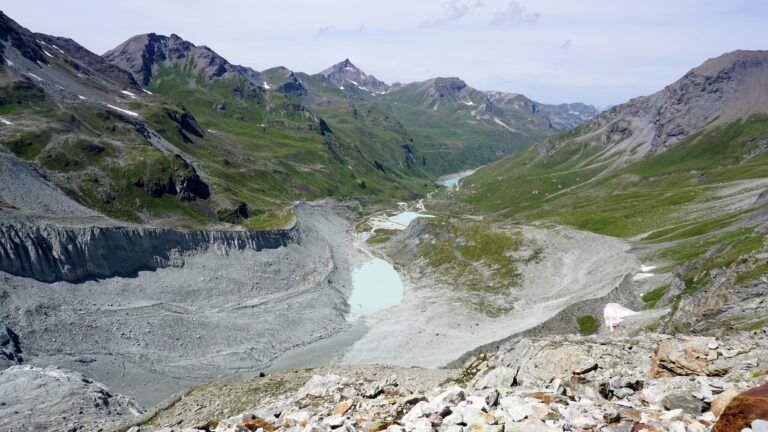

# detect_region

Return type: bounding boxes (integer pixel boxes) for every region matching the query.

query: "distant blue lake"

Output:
[441,177,460,187]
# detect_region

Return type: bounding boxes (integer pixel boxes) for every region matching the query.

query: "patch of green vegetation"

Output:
[243,209,295,230]
[417,217,524,288]
[0,79,53,115]
[396,217,540,317]
[642,213,743,243]
[670,320,693,334]
[742,318,768,332]
[459,114,768,240]
[451,354,492,386]
[577,315,599,336]
[2,129,53,159]
[38,138,111,172]
[367,228,398,244]
[642,285,669,309]
[629,115,768,177]
[644,320,662,333]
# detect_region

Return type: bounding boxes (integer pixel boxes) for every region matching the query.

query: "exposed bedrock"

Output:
[0,219,297,283]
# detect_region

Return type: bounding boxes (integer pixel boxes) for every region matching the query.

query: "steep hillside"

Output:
[263,62,430,177]
[0,13,443,229]
[455,50,768,334]
[102,33,433,219]
[0,13,225,227]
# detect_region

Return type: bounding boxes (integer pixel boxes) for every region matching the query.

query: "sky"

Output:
[2,0,767,106]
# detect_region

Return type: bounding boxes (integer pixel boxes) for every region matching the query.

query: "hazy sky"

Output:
[3,0,767,106]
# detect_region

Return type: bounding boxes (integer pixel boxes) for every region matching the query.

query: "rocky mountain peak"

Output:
[434,77,467,92]
[319,58,388,93]
[339,58,356,69]
[103,32,259,87]
[420,77,471,104]
[691,49,768,78]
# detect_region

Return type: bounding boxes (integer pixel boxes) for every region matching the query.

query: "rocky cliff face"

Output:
[0,219,297,283]
[0,323,21,368]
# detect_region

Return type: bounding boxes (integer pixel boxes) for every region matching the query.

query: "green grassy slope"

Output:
[451,113,768,328]
[461,115,768,238]
[144,65,438,216]
[380,80,551,173]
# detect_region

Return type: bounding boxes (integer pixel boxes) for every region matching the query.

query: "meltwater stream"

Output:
[347,211,432,320]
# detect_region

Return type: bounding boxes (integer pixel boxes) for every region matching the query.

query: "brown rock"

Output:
[242,418,275,432]
[710,387,740,417]
[712,383,768,432]
[632,424,661,431]
[524,392,555,404]
[332,400,353,416]
[650,337,730,377]
[618,406,642,422]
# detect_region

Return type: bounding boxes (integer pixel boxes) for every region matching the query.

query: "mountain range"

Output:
[0,12,599,228]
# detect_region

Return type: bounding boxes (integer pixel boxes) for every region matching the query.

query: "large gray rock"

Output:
[661,391,707,415]
[0,365,144,431]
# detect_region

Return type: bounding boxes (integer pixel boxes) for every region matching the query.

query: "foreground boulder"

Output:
[713,383,768,432]
[0,365,145,431]
[650,336,736,378]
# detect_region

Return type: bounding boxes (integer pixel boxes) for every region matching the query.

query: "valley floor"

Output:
[340,224,641,368]
[2,186,763,431]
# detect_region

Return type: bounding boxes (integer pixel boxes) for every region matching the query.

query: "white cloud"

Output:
[561,39,572,55]
[490,1,540,27]
[419,0,483,29]
[317,25,335,36]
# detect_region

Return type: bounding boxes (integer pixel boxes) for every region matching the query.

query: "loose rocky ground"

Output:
[124,327,768,432]
[0,203,364,407]
[340,221,641,368]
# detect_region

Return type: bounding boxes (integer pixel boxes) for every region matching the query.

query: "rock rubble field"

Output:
[125,328,768,432]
